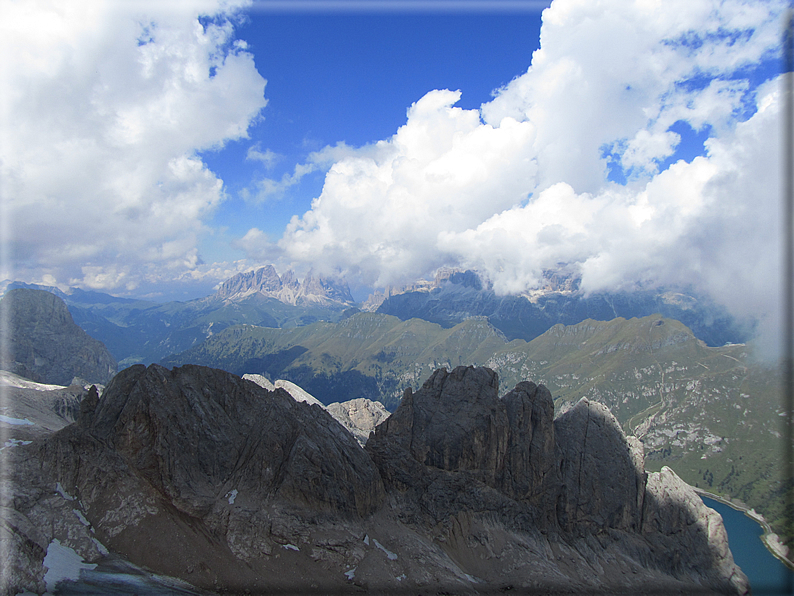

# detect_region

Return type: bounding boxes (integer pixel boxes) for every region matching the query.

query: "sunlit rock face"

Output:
[3,364,747,595]
[212,264,354,307]
[326,397,391,446]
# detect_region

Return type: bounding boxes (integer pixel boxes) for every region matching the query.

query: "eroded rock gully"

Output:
[2,364,748,594]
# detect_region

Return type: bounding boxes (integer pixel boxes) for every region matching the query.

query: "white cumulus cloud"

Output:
[273,0,784,352]
[1,0,267,293]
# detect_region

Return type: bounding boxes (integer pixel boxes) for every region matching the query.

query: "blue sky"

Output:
[199,8,547,263]
[0,0,787,352]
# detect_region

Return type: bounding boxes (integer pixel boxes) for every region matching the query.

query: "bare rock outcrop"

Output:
[213,265,354,307]
[642,466,748,592]
[326,398,390,445]
[366,365,748,594]
[554,397,646,533]
[64,364,385,519]
[2,364,385,594]
[3,364,748,595]
[0,372,88,439]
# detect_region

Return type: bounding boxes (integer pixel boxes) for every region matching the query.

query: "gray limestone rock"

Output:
[642,466,748,594]
[241,372,275,391]
[554,397,646,533]
[0,289,117,385]
[326,397,391,445]
[2,364,749,595]
[370,367,509,487]
[366,366,747,594]
[213,265,354,306]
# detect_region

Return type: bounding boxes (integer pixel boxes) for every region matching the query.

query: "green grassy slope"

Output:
[162,313,509,409]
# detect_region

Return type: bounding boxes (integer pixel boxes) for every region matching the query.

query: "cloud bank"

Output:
[270,0,784,352]
[1,0,267,295]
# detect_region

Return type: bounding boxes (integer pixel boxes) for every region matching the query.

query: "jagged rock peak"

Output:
[366,366,558,507]
[77,364,384,518]
[6,364,748,595]
[213,265,353,306]
[366,366,748,594]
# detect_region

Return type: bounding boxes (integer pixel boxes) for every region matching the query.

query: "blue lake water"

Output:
[701,496,794,595]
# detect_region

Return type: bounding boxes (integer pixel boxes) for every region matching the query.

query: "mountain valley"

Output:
[1,264,752,370]
[1,266,790,588]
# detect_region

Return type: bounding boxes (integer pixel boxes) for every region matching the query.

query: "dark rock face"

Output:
[58,364,385,520]
[4,364,747,595]
[367,366,747,593]
[501,380,558,511]
[554,398,646,532]
[367,367,559,517]
[0,288,117,385]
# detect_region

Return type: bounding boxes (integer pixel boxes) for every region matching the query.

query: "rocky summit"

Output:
[3,364,747,594]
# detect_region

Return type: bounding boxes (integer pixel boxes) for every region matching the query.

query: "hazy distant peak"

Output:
[213,265,354,307]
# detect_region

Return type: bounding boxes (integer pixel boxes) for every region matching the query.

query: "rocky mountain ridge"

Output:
[374,268,748,347]
[0,289,117,385]
[2,364,747,594]
[2,261,751,370]
[210,265,354,307]
[0,280,354,368]
[241,373,388,444]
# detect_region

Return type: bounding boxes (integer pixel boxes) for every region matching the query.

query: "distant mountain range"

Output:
[1,267,357,367]
[372,268,748,348]
[214,265,354,306]
[1,265,753,370]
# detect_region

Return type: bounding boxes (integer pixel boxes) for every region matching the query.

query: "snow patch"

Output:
[2,438,32,449]
[43,539,97,593]
[344,567,356,580]
[55,483,75,501]
[226,489,238,505]
[396,573,406,581]
[274,380,325,408]
[464,573,480,583]
[282,543,299,551]
[373,539,397,560]
[0,414,34,426]
[91,537,109,556]
[72,509,90,527]
[0,371,64,391]
[363,534,370,545]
